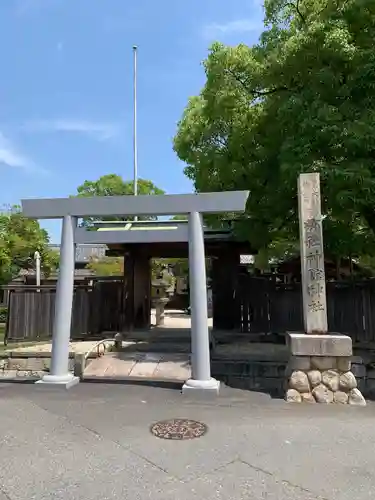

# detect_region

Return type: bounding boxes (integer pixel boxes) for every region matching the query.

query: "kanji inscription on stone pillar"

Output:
[298,173,328,334]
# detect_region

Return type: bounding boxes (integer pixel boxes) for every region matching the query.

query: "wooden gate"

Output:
[268,282,303,332]
[88,278,124,334]
[211,254,239,330]
[237,274,270,333]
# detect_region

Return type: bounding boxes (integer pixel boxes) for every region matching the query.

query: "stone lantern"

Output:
[151,266,175,326]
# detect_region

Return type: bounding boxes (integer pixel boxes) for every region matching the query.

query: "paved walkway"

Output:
[84,311,193,380]
[84,351,191,380]
[0,383,374,499]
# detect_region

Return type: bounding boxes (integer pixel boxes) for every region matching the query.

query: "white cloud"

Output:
[22,119,120,142]
[0,132,44,173]
[203,19,262,39]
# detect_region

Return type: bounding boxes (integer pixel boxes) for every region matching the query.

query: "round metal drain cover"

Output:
[150,419,208,440]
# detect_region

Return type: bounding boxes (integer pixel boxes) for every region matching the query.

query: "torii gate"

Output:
[21,191,249,396]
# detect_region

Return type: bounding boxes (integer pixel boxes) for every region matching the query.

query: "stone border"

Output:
[286,334,366,405]
[0,342,114,380]
[287,333,352,357]
[286,355,366,405]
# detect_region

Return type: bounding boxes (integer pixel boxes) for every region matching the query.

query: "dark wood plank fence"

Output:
[229,274,375,342]
[7,273,375,345]
[4,280,124,344]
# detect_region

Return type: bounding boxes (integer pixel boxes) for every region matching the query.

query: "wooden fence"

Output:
[234,275,375,342]
[4,280,124,344]
[6,274,375,345]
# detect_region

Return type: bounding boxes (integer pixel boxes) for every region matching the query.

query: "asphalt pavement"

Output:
[0,382,373,500]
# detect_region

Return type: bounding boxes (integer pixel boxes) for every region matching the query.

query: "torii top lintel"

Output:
[21,191,249,219]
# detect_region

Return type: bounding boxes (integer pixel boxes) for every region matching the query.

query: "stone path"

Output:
[84,351,191,381]
[83,311,194,381]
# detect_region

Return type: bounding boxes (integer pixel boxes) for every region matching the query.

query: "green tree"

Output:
[0,207,58,284]
[170,215,188,221]
[174,0,375,262]
[85,256,123,276]
[75,174,165,226]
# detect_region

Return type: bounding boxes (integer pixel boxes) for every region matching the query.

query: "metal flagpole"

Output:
[133,45,138,222]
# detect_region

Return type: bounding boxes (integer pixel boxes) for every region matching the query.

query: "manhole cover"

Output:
[150,419,208,440]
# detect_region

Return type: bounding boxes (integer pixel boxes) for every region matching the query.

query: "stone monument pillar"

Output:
[286,173,366,405]
[298,172,327,334]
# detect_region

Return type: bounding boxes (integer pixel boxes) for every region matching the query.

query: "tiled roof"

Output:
[49,244,107,263]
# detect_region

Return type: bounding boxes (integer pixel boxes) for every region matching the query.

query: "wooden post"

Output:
[211,250,239,330]
[122,250,135,332]
[133,252,151,329]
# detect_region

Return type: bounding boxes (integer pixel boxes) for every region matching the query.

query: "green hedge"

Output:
[0,307,7,323]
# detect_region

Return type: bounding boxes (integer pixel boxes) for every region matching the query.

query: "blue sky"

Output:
[0,0,264,241]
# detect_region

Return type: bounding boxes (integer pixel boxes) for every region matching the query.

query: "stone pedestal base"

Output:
[286,333,366,406]
[155,305,165,326]
[73,353,86,379]
[182,378,220,399]
[35,373,79,389]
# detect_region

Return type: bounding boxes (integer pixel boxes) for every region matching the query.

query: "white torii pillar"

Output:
[182,211,219,395]
[36,215,78,388]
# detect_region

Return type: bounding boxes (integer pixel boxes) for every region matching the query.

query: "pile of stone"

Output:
[286,356,366,405]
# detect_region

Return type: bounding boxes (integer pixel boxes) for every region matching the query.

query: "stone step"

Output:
[120,343,191,354]
[83,352,191,381]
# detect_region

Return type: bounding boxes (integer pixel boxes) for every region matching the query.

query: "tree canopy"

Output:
[75,174,165,226]
[174,0,375,263]
[0,207,58,284]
